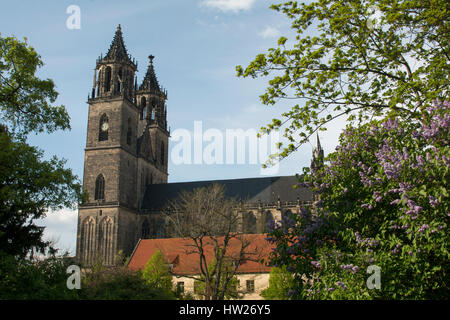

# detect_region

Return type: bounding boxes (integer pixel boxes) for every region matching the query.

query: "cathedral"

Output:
[75,25,321,266]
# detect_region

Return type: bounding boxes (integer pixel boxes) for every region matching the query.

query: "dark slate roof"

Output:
[141,175,312,211]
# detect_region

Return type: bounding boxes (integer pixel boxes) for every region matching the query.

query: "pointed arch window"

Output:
[141,97,147,119]
[99,114,109,141]
[117,68,123,93]
[160,142,165,165]
[104,66,112,92]
[245,212,257,234]
[99,217,114,265]
[126,118,132,145]
[95,174,105,201]
[264,212,274,233]
[81,217,96,266]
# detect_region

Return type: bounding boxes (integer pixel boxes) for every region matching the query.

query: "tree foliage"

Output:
[237,0,449,162]
[266,100,449,299]
[0,131,81,257]
[0,34,70,139]
[261,265,295,300]
[142,249,174,294]
[80,260,175,300]
[0,251,79,299]
[0,34,82,257]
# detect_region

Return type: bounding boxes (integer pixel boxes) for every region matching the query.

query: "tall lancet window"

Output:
[104,66,112,92]
[99,114,109,141]
[99,217,114,265]
[141,97,147,119]
[81,217,96,266]
[95,174,105,201]
[117,68,123,93]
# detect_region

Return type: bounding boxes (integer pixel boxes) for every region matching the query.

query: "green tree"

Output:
[237,0,449,163]
[142,249,173,294]
[261,265,295,300]
[0,34,70,139]
[266,100,449,299]
[0,130,81,257]
[0,250,80,300]
[80,260,175,300]
[0,34,82,257]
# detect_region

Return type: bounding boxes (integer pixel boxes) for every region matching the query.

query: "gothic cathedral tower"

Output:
[76,25,169,266]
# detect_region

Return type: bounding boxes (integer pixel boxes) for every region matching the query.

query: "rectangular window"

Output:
[246,280,255,293]
[177,281,184,295]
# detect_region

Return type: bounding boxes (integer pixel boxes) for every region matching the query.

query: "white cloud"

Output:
[37,208,78,255]
[259,26,280,39]
[201,0,256,13]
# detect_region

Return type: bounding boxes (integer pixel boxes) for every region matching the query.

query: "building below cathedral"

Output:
[75,25,322,267]
[127,234,273,299]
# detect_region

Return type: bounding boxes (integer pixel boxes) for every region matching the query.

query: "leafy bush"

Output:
[266,101,449,299]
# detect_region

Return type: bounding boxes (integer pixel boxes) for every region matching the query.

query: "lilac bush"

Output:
[266,101,449,299]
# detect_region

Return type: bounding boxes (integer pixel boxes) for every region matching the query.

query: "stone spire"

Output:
[311,133,324,171]
[103,24,136,67]
[139,55,162,93]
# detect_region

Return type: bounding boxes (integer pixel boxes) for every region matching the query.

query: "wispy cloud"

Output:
[37,208,78,255]
[259,26,280,39]
[200,0,256,13]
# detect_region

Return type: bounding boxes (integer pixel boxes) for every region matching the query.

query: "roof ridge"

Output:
[149,175,296,186]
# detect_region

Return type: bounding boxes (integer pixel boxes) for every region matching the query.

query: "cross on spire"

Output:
[139,54,162,93]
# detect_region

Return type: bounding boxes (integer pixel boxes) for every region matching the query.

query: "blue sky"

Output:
[0,0,346,254]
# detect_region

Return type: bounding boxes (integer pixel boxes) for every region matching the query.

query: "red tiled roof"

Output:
[127,234,273,275]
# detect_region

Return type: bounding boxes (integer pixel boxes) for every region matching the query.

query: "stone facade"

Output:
[76,25,169,266]
[76,25,321,267]
[173,273,270,300]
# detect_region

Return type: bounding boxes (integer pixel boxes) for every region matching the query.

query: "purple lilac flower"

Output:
[418,224,430,233]
[311,261,321,268]
[428,196,439,208]
[370,240,380,247]
[336,281,347,290]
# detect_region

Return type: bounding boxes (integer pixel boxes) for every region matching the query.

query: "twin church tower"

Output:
[76,25,169,265]
[76,25,321,267]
